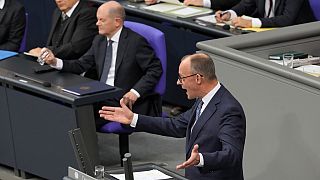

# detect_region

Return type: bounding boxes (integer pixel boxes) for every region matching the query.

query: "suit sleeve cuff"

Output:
[229,10,238,20]
[50,58,63,70]
[130,113,138,128]
[203,0,211,8]
[251,18,262,28]
[195,153,204,167]
[130,89,140,98]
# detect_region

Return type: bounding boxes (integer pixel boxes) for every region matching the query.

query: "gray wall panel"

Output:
[198,22,320,180]
[212,54,320,180]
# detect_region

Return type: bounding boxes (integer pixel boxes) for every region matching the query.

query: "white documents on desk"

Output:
[161,0,183,5]
[143,0,212,18]
[195,14,216,23]
[269,57,320,68]
[295,65,320,77]
[110,169,172,180]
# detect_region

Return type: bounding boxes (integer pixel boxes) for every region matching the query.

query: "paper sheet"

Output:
[0,50,18,60]
[161,0,183,5]
[241,27,275,32]
[195,14,216,24]
[143,3,181,12]
[110,169,172,180]
[171,7,201,16]
[295,65,320,77]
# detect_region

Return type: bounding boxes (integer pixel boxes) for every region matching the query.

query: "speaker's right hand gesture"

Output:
[99,99,134,125]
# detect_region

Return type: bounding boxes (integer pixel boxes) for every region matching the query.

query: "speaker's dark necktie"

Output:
[266,0,273,18]
[100,40,113,83]
[191,100,204,133]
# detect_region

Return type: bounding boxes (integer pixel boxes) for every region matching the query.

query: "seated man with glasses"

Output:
[99,53,246,180]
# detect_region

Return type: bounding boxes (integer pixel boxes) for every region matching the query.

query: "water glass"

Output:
[283,53,294,68]
[37,50,49,66]
[94,165,105,179]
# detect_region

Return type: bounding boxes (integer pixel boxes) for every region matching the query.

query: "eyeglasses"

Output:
[178,73,203,83]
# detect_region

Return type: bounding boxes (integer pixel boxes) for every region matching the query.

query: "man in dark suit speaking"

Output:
[99,53,246,180]
[215,0,315,28]
[43,1,162,127]
[29,0,97,60]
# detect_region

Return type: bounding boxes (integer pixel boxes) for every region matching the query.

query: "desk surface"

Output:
[0,55,121,106]
[106,163,188,180]
[0,55,121,180]
[89,0,244,37]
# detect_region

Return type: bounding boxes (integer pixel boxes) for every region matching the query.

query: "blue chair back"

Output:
[19,13,28,52]
[124,21,167,96]
[309,0,320,20]
[99,22,167,165]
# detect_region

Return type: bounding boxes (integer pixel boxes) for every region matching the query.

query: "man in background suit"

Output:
[215,0,315,28]
[43,1,162,128]
[99,53,246,180]
[0,0,25,51]
[145,0,239,10]
[29,0,97,60]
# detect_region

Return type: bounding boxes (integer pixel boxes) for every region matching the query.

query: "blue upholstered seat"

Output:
[309,0,320,20]
[19,13,28,52]
[99,21,167,164]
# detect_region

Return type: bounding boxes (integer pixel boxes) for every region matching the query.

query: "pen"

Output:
[220,11,229,16]
[126,4,137,8]
[194,20,207,27]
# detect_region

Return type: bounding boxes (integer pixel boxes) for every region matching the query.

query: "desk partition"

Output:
[0,74,16,168]
[0,55,121,180]
[198,22,320,180]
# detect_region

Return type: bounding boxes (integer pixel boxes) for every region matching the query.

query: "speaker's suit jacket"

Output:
[61,27,163,117]
[47,0,97,59]
[210,0,240,10]
[136,85,246,180]
[231,0,315,27]
[0,0,25,51]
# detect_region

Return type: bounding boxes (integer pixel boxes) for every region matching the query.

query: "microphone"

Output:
[14,73,52,87]
[123,153,134,180]
[222,24,230,30]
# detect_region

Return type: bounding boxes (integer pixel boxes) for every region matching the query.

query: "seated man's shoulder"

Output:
[10,0,25,10]
[92,34,106,43]
[77,1,97,14]
[124,27,148,42]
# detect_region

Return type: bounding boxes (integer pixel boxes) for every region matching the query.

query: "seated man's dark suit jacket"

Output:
[210,0,240,10]
[0,0,25,51]
[231,0,315,27]
[135,85,246,180]
[61,27,163,124]
[47,1,97,59]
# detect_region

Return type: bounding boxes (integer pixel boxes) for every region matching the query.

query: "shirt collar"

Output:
[201,81,221,108]
[0,0,5,9]
[108,27,123,44]
[65,0,79,18]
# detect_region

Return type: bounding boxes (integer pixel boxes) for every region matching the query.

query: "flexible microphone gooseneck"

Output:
[222,24,231,30]
[14,73,52,87]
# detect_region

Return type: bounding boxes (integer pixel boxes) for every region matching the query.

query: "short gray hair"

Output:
[108,4,126,21]
[182,53,217,80]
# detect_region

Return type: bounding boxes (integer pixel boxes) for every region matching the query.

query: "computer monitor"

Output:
[67,128,118,180]
[68,128,95,176]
